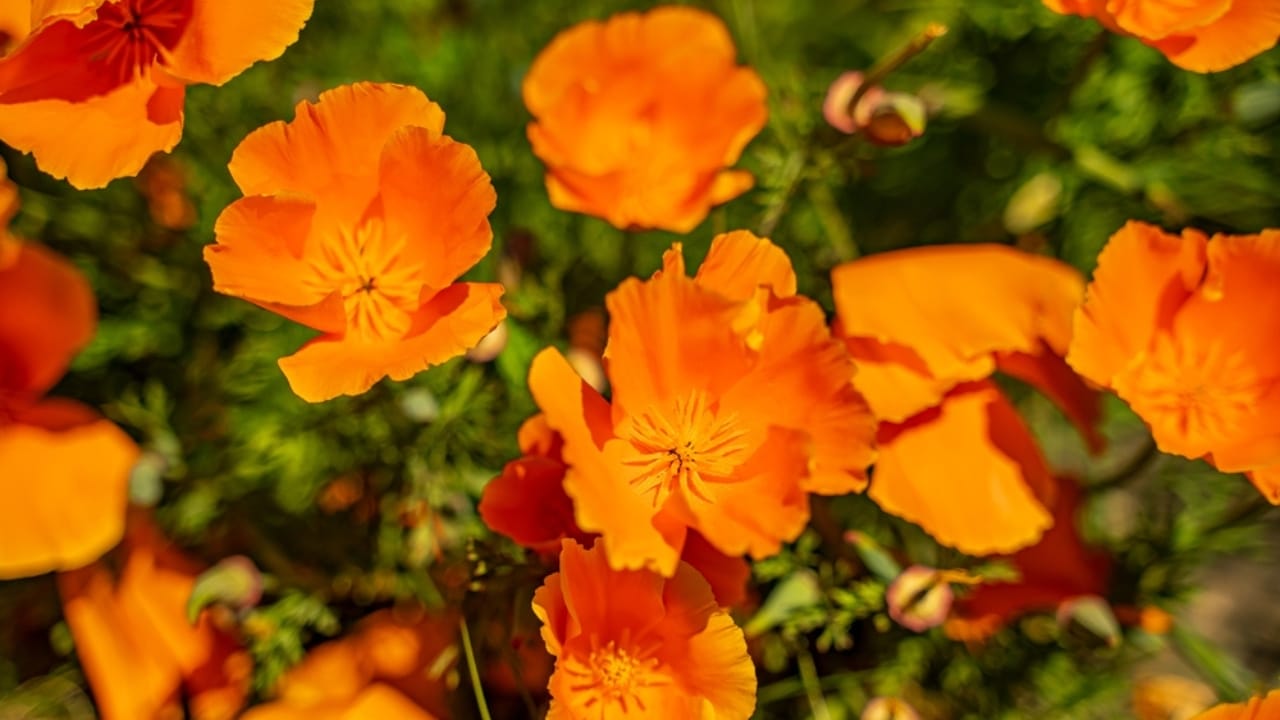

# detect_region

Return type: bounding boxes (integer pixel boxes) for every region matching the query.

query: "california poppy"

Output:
[0,0,314,188]
[0,176,138,578]
[943,479,1111,642]
[479,413,752,607]
[1068,221,1280,504]
[533,539,756,719]
[57,512,251,720]
[241,606,455,720]
[523,6,767,232]
[832,244,1100,555]
[204,82,506,402]
[1192,690,1280,720]
[527,231,876,576]
[1043,0,1280,73]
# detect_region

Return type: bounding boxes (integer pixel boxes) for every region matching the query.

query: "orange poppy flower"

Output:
[1043,0,1280,73]
[241,607,455,720]
[943,480,1111,642]
[0,0,314,189]
[1193,690,1280,720]
[479,413,752,607]
[534,539,756,719]
[57,512,252,720]
[204,82,507,402]
[1,229,138,578]
[523,6,768,232]
[527,231,876,576]
[1068,222,1280,503]
[832,244,1100,555]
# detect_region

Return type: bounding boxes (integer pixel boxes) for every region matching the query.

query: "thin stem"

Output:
[797,645,832,720]
[846,22,948,115]
[459,617,493,720]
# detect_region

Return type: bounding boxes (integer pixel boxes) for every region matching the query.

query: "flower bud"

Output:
[862,92,927,147]
[886,565,953,632]
[863,697,921,720]
[187,556,263,623]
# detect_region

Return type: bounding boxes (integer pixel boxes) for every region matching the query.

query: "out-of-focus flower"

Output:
[241,606,456,720]
[832,244,1100,555]
[1133,675,1216,720]
[465,321,509,363]
[136,156,197,230]
[479,414,751,607]
[944,480,1111,642]
[1067,222,1280,504]
[56,512,252,720]
[533,539,756,719]
[526,231,876,576]
[1192,690,1280,719]
[204,82,506,402]
[1044,0,1280,73]
[863,697,922,720]
[823,72,926,147]
[523,6,767,233]
[0,0,315,188]
[886,565,978,633]
[0,169,138,578]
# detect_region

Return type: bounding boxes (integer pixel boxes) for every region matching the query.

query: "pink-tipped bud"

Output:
[886,565,953,632]
[823,71,884,134]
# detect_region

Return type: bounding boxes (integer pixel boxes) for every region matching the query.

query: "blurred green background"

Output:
[3,0,1280,718]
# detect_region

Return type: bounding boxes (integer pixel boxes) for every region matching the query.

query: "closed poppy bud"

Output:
[886,565,954,632]
[823,71,884,134]
[187,556,264,622]
[863,92,927,147]
[1057,595,1122,647]
[863,697,921,720]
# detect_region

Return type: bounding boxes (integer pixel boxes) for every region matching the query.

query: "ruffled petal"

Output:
[377,126,496,290]
[693,230,797,301]
[229,82,444,222]
[0,75,183,189]
[164,0,314,86]
[278,282,504,402]
[1152,0,1280,72]
[869,382,1056,555]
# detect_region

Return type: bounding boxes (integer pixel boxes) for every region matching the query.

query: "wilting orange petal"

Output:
[0,75,183,189]
[945,479,1109,641]
[1192,689,1280,719]
[377,126,496,290]
[529,349,680,575]
[230,83,444,225]
[478,454,581,554]
[870,382,1055,555]
[833,244,1085,421]
[165,0,313,86]
[205,196,347,333]
[693,230,798,302]
[0,408,137,578]
[278,283,505,402]
[0,240,95,398]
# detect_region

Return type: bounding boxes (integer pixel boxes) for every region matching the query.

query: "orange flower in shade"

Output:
[1043,0,1280,72]
[0,176,138,577]
[831,244,1101,555]
[1193,691,1280,720]
[534,539,756,719]
[1068,222,1280,504]
[57,512,251,720]
[943,480,1111,642]
[526,231,877,577]
[0,0,314,189]
[241,607,456,720]
[204,82,507,402]
[522,6,767,233]
[479,414,752,607]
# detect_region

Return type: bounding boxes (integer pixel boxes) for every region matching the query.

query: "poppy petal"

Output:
[278,282,504,402]
[0,240,95,398]
[693,230,797,301]
[165,0,314,86]
[1152,0,1280,73]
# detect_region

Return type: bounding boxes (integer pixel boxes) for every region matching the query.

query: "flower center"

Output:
[562,638,665,713]
[304,220,424,342]
[84,0,188,84]
[622,391,751,507]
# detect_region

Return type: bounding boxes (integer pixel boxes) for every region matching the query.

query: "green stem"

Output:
[797,645,832,720]
[459,617,493,720]
[846,22,948,115]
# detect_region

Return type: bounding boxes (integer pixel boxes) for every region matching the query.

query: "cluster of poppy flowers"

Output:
[2,1,1280,718]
